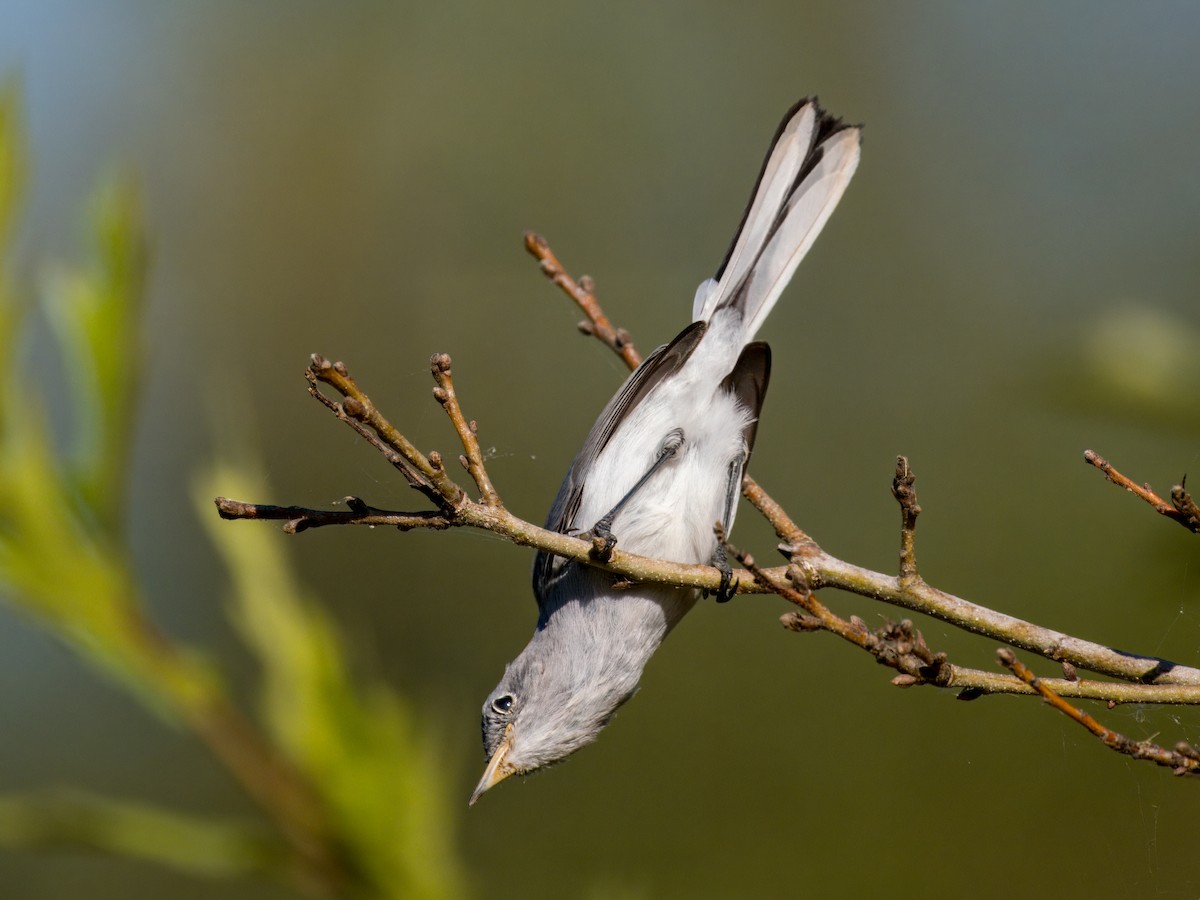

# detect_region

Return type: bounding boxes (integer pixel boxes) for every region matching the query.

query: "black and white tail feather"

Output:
[696,97,860,336]
[474,98,861,803]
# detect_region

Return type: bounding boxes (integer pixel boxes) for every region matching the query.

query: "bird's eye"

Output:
[491,694,514,714]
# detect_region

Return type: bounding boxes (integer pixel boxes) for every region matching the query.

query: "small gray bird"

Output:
[472,98,861,804]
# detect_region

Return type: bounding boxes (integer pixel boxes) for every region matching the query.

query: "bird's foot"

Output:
[587,516,618,563]
[710,543,737,603]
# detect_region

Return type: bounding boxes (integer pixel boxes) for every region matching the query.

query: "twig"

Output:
[722,531,952,685]
[524,231,641,369]
[1171,479,1200,529]
[892,456,921,584]
[741,473,817,549]
[430,353,501,507]
[305,357,450,506]
[230,356,757,593]
[997,649,1200,776]
[1083,449,1200,534]
[214,497,451,534]
[725,536,1200,704]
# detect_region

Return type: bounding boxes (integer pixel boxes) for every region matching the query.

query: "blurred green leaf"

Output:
[0,398,217,717]
[0,81,26,422]
[0,790,286,879]
[0,90,220,722]
[197,463,466,900]
[0,80,21,252]
[41,176,145,528]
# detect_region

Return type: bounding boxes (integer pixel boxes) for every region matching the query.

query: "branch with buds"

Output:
[217,232,1200,777]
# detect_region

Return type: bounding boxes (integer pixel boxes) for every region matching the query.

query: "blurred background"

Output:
[1,2,1199,897]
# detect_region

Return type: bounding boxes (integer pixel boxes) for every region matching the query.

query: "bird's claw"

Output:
[711,544,737,603]
[588,516,618,563]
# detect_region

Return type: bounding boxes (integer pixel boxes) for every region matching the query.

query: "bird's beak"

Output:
[469,724,516,806]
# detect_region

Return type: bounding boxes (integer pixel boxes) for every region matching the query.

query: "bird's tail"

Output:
[692,98,861,340]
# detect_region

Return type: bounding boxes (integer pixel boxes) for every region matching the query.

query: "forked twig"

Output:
[524,231,642,369]
[1084,449,1200,533]
[998,649,1200,776]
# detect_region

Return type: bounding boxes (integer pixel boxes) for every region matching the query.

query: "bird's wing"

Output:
[719,340,771,465]
[532,320,708,609]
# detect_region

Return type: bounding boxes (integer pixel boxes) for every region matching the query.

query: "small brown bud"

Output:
[891,674,919,688]
[429,451,443,470]
[342,397,366,419]
[432,386,450,404]
[333,360,348,375]
[779,611,820,632]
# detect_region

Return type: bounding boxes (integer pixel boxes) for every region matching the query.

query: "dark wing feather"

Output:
[719,341,771,465]
[532,320,709,608]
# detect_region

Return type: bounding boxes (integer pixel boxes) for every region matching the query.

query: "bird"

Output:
[471,98,861,804]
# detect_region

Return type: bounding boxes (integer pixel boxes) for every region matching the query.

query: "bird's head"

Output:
[470,633,641,805]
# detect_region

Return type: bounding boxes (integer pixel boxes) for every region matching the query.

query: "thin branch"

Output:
[214,497,451,534]
[728,536,1200,705]
[1083,449,1200,533]
[524,231,642,369]
[742,442,1200,693]
[892,455,921,584]
[304,358,445,505]
[1171,479,1200,529]
[430,353,501,507]
[803,549,1200,691]
[741,472,817,549]
[997,648,1200,776]
[722,531,953,686]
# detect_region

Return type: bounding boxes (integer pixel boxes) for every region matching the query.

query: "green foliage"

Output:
[42,175,146,526]
[0,790,284,878]
[0,82,25,450]
[0,86,218,720]
[0,84,465,897]
[199,466,465,900]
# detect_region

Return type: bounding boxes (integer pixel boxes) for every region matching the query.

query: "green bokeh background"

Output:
[2,2,1200,897]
